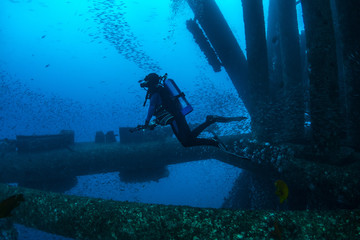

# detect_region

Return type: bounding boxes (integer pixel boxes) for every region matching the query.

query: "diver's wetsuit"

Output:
[146,91,218,147]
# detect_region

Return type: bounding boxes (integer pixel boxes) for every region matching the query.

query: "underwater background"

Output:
[2,0,359,239]
[0,0,258,239]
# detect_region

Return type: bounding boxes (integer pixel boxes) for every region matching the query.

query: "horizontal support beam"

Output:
[0,135,261,190]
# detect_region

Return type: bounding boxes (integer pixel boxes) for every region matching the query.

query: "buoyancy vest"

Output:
[148,76,193,126]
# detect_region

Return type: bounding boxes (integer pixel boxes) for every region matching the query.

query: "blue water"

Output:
[14,160,241,240]
[0,0,251,141]
[0,0,303,239]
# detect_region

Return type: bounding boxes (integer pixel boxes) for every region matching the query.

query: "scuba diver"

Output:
[134,73,247,150]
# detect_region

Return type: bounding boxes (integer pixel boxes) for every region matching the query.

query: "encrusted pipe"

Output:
[1,184,359,239]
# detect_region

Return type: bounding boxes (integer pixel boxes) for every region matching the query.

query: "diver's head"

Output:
[140,73,161,89]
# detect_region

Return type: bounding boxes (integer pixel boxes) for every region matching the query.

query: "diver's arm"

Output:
[145,93,160,126]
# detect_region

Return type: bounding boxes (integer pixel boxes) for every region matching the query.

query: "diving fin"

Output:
[210,131,251,160]
[206,115,247,124]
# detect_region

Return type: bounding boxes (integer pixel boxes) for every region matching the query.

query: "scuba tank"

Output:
[161,73,193,116]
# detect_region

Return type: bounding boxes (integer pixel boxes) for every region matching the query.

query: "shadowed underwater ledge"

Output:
[1,184,359,240]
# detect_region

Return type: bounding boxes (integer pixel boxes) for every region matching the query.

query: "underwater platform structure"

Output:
[1,183,359,240]
[0,0,359,237]
[1,128,360,239]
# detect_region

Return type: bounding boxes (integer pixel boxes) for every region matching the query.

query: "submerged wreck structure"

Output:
[1,0,360,239]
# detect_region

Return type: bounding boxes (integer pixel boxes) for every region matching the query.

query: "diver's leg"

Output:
[191,138,219,147]
[171,115,220,148]
[190,119,214,138]
[170,115,194,147]
[191,115,223,138]
[191,115,247,138]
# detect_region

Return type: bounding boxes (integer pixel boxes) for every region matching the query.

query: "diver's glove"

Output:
[144,120,157,130]
[144,120,150,129]
[129,123,156,133]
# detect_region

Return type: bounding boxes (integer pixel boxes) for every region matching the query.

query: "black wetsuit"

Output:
[145,89,218,148]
